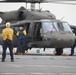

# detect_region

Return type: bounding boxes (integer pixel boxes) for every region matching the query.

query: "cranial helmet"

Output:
[6,22,10,28]
[20,27,23,30]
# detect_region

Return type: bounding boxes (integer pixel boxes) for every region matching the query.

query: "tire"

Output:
[55,48,63,55]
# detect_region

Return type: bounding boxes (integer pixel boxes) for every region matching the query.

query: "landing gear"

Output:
[43,48,45,51]
[55,48,63,55]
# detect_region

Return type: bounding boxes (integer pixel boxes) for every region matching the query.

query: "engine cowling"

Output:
[0,6,27,23]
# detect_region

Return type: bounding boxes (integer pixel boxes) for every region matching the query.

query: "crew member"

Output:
[1,22,14,62]
[15,27,27,55]
[69,34,76,56]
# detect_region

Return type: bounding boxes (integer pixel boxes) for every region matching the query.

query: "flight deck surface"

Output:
[0,48,76,75]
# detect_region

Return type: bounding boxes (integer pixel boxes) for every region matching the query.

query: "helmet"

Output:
[6,22,10,28]
[20,27,23,30]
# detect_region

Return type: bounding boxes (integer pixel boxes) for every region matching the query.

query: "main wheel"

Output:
[55,48,63,55]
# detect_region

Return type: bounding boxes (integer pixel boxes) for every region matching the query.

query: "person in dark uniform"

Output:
[69,34,76,56]
[15,27,27,55]
[1,22,14,62]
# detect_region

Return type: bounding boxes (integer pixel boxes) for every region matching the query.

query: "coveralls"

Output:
[2,25,14,62]
[16,29,27,54]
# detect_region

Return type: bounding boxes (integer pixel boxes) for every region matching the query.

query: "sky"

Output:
[0,2,76,25]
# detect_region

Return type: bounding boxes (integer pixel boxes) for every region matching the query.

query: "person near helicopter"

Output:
[1,22,14,62]
[15,27,27,55]
[69,34,76,56]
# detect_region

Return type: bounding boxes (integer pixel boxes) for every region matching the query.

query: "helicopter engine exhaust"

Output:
[17,10,26,20]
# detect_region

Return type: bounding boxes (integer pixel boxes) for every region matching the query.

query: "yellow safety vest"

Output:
[2,28,14,40]
[16,30,27,36]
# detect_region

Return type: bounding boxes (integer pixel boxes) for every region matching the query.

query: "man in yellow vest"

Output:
[1,22,14,62]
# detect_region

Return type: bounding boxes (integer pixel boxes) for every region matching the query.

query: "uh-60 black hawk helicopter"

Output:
[0,0,75,55]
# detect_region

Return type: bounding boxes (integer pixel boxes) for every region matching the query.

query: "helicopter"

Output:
[0,0,75,55]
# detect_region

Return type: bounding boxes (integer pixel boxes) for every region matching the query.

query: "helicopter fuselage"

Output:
[0,6,75,55]
[7,20,75,49]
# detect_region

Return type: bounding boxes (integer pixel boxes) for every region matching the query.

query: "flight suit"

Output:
[2,27,14,62]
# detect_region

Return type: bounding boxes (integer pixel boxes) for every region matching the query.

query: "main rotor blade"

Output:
[49,1,76,5]
[0,0,76,5]
[0,0,76,2]
[44,0,76,2]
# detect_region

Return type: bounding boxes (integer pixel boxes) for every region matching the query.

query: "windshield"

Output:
[42,22,56,33]
[54,22,72,32]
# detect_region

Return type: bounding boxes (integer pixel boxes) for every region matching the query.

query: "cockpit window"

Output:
[54,22,64,31]
[53,22,72,32]
[42,22,56,33]
[62,22,72,32]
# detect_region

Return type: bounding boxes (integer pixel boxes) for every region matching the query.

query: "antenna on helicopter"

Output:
[61,17,65,20]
